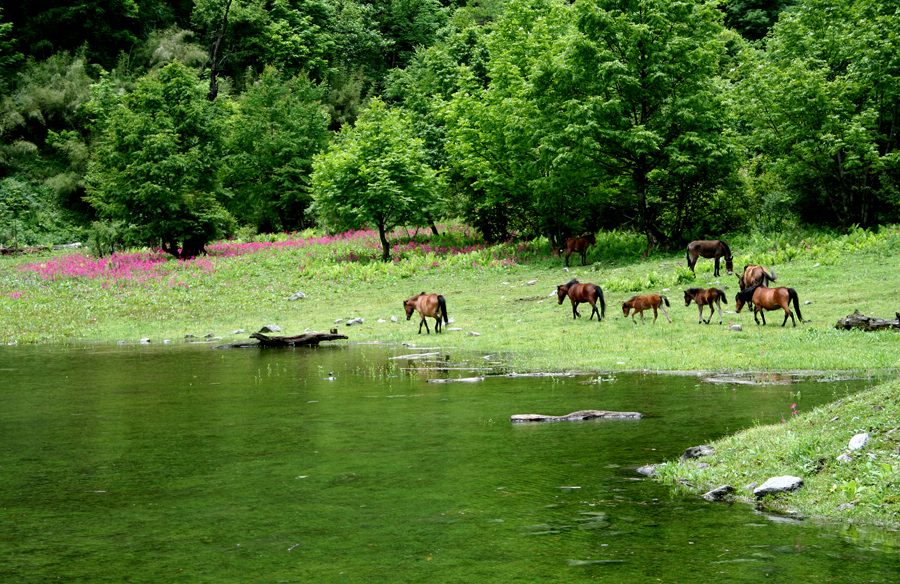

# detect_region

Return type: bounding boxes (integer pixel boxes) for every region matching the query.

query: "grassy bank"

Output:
[654,377,900,527]
[1,225,898,372]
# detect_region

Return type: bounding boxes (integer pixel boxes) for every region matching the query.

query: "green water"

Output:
[0,344,896,583]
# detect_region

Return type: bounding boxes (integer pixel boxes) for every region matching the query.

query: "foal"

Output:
[683,287,728,325]
[403,292,449,334]
[622,294,671,324]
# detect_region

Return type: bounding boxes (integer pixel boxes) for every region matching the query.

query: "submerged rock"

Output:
[511,410,642,423]
[753,476,803,498]
[636,464,657,477]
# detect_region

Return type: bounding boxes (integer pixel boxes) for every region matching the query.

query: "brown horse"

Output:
[738,264,777,291]
[562,233,596,267]
[734,285,803,327]
[557,278,606,321]
[622,294,671,323]
[686,240,733,277]
[683,287,728,325]
[403,292,449,334]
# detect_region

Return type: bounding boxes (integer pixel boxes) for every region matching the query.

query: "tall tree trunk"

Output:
[207,0,233,102]
[378,220,391,262]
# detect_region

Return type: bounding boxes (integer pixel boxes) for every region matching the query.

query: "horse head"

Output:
[734,286,757,313]
[683,288,697,306]
[404,293,424,320]
[621,302,631,317]
[556,285,568,304]
[724,254,734,275]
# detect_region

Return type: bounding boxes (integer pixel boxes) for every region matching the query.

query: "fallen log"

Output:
[834,310,900,332]
[249,331,348,347]
[510,409,642,423]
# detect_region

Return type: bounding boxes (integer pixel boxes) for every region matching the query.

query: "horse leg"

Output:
[760,310,767,325]
[753,309,761,325]
[420,317,431,334]
[713,257,720,277]
[564,251,571,268]
[716,300,723,325]
[589,301,599,321]
[581,250,587,266]
[661,303,671,323]
[571,301,580,319]
[697,304,703,324]
[435,316,442,333]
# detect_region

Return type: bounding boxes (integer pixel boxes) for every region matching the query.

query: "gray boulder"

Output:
[848,432,870,451]
[702,485,735,502]
[753,475,803,498]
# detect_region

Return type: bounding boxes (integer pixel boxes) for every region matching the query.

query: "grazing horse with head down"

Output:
[683,287,728,325]
[556,279,606,321]
[622,294,671,323]
[404,292,449,334]
[686,240,733,277]
[738,264,777,291]
[562,233,596,267]
[735,285,803,327]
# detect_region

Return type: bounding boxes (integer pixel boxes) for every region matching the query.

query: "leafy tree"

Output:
[737,0,899,227]
[223,67,330,232]
[722,0,795,41]
[561,0,742,248]
[0,8,23,90]
[85,62,234,258]
[310,98,445,260]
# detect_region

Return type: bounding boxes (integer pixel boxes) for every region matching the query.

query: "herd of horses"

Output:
[404,238,805,334]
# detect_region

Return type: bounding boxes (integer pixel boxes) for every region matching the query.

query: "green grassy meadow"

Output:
[1,226,898,373]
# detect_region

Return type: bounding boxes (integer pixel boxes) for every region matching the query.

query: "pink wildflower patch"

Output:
[8,291,24,300]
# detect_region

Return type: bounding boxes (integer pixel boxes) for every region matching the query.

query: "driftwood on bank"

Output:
[248,331,348,347]
[834,310,900,332]
[510,409,642,423]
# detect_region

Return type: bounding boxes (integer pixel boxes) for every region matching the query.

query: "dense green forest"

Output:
[0,0,897,258]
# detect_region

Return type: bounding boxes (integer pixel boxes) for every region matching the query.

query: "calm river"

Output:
[0,343,896,583]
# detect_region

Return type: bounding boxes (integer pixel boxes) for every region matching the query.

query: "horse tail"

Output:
[662,295,670,307]
[767,267,777,283]
[788,288,802,322]
[716,289,727,304]
[438,295,449,324]
[595,285,606,319]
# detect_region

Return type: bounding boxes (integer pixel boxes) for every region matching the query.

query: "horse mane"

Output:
[736,285,758,301]
[720,240,732,257]
[564,278,579,286]
[685,287,701,294]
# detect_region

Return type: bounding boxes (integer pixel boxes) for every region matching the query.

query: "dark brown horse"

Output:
[683,287,728,325]
[562,233,596,267]
[738,264,777,291]
[404,292,449,334]
[622,294,671,323]
[686,240,733,277]
[556,279,606,321]
[734,285,803,327]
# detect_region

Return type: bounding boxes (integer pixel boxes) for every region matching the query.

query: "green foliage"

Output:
[0,176,80,249]
[223,67,330,232]
[722,0,795,41]
[737,0,900,228]
[85,62,235,258]
[310,98,446,260]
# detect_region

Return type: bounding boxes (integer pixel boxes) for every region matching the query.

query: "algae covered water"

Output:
[0,343,896,582]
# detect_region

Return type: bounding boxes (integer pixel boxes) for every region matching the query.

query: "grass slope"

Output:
[654,377,900,527]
